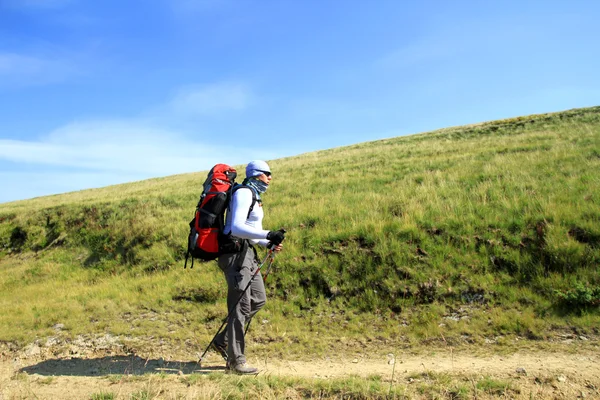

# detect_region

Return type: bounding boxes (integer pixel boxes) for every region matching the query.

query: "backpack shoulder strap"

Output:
[232,184,258,218]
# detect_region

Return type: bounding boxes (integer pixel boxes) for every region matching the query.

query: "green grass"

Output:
[476,376,517,396]
[94,372,493,399]
[15,370,576,400]
[90,393,116,400]
[1,106,599,351]
[180,373,413,399]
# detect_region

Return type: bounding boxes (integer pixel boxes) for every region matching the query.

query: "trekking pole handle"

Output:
[267,228,287,250]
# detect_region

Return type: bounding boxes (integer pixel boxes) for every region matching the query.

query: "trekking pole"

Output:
[262,249,277,282]
[198,247,274,366]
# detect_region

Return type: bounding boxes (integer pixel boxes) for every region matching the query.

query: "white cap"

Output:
[246,160,271,177]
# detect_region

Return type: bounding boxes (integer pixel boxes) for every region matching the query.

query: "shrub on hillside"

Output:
[554,282,600,314]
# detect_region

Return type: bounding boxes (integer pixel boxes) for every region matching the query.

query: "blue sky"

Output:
[1,0,599,203]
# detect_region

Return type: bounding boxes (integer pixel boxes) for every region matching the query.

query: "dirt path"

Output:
[1,345,600,399]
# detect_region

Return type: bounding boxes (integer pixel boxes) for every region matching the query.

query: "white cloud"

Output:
[0,52,77,86]
[375,18,536,70]
[0,170,147,204]
[0,53,44,75]
[169,82,253,115]
[0,79,274,202]
[377,39,449,69]
[0,118,280,202]
[0,120,224,175]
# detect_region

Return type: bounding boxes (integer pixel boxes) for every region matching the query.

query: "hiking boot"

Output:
[230,362,258,375]
[210,342,228,362]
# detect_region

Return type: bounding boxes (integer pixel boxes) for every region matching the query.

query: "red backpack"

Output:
[184,164,257,268]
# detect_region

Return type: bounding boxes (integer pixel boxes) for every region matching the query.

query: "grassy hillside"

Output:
[1,106,599,355]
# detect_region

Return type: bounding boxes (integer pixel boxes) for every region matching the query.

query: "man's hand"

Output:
[266,229,286,246]
[271,243,283,252]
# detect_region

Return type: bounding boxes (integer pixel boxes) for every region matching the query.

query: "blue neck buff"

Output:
[243,177,268,197]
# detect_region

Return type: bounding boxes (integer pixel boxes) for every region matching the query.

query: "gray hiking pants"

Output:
[214,246,266,366]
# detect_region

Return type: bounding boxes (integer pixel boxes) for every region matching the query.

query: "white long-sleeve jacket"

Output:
[224,187,269,247]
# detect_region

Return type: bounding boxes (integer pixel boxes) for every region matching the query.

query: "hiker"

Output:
[211,160,285,374]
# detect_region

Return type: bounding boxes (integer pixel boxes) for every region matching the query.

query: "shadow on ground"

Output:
[20,355,226,377]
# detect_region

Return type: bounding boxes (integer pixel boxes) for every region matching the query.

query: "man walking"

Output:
[211,160,285,374]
